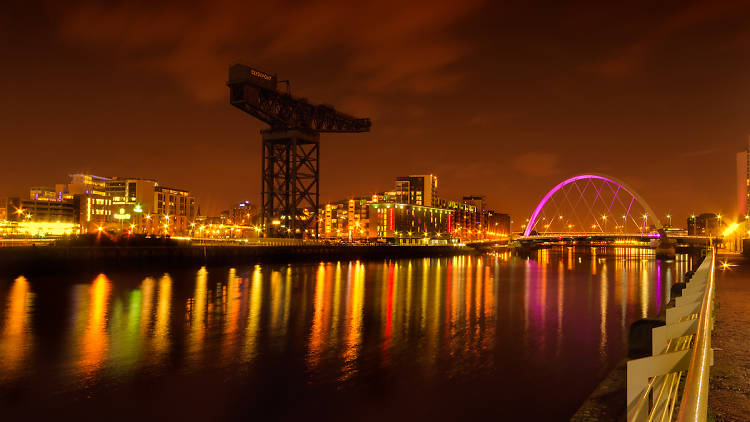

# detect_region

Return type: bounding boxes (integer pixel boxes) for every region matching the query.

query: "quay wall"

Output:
[0,244,477,275]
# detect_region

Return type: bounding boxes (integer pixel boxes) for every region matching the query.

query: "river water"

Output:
[0,248,692,420]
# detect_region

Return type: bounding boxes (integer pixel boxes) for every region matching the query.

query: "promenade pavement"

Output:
[709,254,750,422]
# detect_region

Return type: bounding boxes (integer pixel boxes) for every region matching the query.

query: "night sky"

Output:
[3,1,750,224]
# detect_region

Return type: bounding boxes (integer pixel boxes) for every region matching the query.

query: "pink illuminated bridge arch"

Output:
[522,173,662,237]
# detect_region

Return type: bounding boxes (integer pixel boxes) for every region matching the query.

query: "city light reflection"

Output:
[187,267,208,365]
[243,265,263,363]
[77,274,112,381]
[152,273,172,358]
[600,261,608,361]
[0,248,686,412]
[340,260,364,381]
[221,268,242,359]
[0,276,33,379]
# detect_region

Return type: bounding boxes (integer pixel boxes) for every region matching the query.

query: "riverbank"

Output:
[709,254,750,422]
[0,244,477,275]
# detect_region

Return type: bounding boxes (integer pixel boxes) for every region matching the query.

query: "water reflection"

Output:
[0,247,693,420]
[340,261,364,381]
[600,260,608,360]
[76,274,111,382]
[0,276,33,379]
[243,265,263,363]
[187,267,208,365]
[152,274,172,359]
[307,262,329,369]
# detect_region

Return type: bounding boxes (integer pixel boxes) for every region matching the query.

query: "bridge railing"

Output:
[522,232,660,239]
[626,249,715,422]
[189,237,324,247]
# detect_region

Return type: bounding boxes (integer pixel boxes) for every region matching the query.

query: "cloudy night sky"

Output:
[2,0,750,223]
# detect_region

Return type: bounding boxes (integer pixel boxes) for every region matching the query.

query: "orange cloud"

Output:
[587,0,749,77]
[513,152,560,178]
[57,0,485,102]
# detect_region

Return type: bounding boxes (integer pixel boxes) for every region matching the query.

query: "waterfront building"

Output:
[487,210,511,236]
[368,202,452,244]
[17,197,80,224]
[0,195,80,236]
[152,186,196,235]
[737,135,750,217]
[462,195,487,233]
[435,198,510,240]
[320,202,346,238]
[227,200,257,226]
[102,178,197,235]
[106,178,157,233]
[318,197,370,240]
[462,195,486,222]
[65,173,112,232]
[438,199,477,239]
[395,174,438,206]
[13,188,81,225]
[687,213,723,236]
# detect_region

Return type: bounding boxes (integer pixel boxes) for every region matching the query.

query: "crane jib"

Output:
[227,63,371,134]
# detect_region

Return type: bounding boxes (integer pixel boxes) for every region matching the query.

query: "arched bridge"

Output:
[466,173,711,251]
[522,173,663,239]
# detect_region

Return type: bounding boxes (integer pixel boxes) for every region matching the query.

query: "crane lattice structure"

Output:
[228,64,371,238]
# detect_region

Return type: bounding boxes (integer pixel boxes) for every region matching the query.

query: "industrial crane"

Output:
[227,64,371,238]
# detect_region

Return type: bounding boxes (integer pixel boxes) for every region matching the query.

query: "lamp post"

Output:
[133,204,143,234]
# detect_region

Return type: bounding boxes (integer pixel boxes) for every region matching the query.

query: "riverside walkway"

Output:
[709,254,750,421]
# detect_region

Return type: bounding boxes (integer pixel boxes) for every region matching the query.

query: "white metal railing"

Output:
[626,249,715,422]
[189,237,323,247]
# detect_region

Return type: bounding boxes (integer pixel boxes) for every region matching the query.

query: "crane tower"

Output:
[227,64,371,238]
